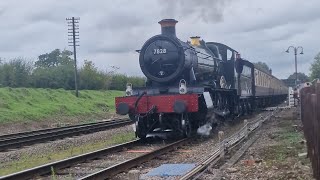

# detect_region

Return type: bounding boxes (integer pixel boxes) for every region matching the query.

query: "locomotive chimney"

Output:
[158,19,178,37]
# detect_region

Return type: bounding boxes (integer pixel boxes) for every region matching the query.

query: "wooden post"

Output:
[300,82,320,179]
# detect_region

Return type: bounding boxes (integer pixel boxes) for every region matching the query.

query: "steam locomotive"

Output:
[115,19,287,139]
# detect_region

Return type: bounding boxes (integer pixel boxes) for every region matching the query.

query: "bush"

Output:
[0,54,145,91]
[0,58,33,87]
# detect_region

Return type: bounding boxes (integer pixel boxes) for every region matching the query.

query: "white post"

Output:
[218,131,225,159]
[128,170,140,180]
[288,87,294,107]
[244,119,248,139]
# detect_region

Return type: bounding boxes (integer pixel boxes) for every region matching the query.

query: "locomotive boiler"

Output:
[140,19,222,86]
[115,19,288,139]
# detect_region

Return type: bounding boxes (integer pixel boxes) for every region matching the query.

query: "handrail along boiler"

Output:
[115,19,287,139]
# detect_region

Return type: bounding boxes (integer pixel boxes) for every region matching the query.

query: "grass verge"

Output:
[262,119,308,166]
[0,88,123,123]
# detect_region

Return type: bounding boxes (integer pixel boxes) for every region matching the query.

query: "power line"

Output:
[66,17,80,97]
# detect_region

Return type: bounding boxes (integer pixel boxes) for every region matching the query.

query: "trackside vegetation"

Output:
[0,49,145,91]
[0,88,123,123]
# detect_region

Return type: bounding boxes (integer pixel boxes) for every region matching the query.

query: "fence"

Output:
[300,81,320,180]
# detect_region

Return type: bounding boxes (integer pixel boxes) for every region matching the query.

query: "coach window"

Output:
[259,71,262,86]
[258,72,260,86]
[255,71,258,85]
[265,75,267,87]
[260,72,262,86]
[227,49,233,60]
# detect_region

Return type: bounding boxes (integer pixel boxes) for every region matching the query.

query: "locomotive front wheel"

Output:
[181,113,192,137]
[135,117,147,140]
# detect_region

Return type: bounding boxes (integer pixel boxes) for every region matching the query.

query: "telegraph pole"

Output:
[66,17,80,97]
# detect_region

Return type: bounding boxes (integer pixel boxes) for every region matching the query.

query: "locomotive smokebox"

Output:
[158,19,178,37]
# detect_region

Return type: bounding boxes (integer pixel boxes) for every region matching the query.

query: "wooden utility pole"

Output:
[66,17,80,97]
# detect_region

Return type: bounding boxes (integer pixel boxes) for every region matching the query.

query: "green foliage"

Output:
[79,60,107,90]
[35,49,73,68]
[0,58,33,87]
[0,88,123,123]
[0,49,145,91]
[253,61,272,74]
[109,74,145,90]
[32,64,75,89]
[287,72,310,83]
[310,52,320,80]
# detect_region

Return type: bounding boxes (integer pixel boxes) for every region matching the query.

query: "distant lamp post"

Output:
[286,46,303,107]
[285,46,304,87]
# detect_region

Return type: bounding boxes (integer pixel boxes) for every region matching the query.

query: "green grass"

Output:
[263,125,306,163]
[0,88,124,123]
[0,132,136,176]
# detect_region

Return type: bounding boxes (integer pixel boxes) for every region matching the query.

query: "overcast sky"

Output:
[0,0,319,79]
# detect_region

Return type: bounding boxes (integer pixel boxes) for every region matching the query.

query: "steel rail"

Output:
[0,119,132,151]
[0,140,140,180]
[79,138,191,180]
[0,119,126,140]
[179,109,279,180]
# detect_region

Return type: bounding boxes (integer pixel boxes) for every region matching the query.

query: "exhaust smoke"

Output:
[197,123,212,136]
[159,0,233,23]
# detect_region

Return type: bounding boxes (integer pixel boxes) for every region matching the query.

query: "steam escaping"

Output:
[197,123,212,136]
[159,0,233,23]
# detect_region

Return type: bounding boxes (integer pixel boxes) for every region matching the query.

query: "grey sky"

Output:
[0,0,319,79]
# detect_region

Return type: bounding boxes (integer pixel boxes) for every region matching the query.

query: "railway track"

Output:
[0,138,190,180]
[0,118,132,151]
[1,107,285,180]
[179,109,280,180]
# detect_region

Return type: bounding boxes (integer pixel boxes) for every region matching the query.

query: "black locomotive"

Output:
[116,19,287,139]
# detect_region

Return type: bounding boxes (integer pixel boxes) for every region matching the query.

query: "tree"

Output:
[35,49,73,68]
[0,58,33,87]
[253,62,272,74]
[310,52,320,80]
[0,49,146,90]
[288,72,309,83]
[32,49,75,89]
[79,60,106,90]
[32,64,75,89]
